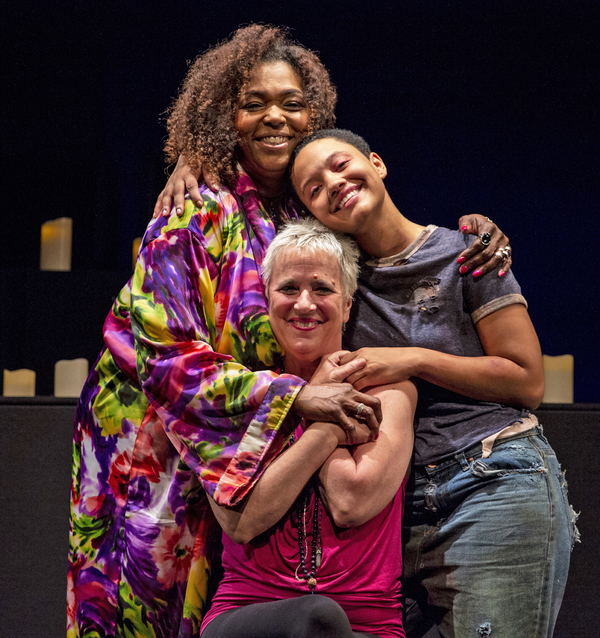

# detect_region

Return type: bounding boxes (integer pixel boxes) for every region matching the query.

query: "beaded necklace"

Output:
[288,431,323,593]
[296,482,322,593]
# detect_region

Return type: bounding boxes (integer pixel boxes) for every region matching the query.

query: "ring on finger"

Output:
[356,403,365,415]
[496,246,511,260]
[479,232,492,246]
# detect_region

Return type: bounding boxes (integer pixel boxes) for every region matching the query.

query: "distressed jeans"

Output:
[402,426,579,638]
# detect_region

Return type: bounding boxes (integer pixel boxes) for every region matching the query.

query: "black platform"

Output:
[0,400,597,637]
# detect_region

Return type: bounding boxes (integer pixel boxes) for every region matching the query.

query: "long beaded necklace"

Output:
[296,483,322,593]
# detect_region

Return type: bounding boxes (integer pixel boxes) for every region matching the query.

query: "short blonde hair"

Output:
[261,219,360,302]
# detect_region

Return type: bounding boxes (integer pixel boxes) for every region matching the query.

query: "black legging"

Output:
[201,595,380,638]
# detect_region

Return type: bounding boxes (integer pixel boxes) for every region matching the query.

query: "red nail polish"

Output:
[459,265,469,274]
[499,270,506,277]
[461,225,469,232]
[457,256,466,264]
[473,269,482,278]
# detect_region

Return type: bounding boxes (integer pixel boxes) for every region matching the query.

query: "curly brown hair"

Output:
[164,24,337,183]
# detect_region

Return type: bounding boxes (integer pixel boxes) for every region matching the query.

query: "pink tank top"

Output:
[201,480,406,637]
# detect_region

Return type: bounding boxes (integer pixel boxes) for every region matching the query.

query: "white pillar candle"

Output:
[40,217,73,271]
[3,369,36,397]
[542,354,574,404]
[54,358,89,397]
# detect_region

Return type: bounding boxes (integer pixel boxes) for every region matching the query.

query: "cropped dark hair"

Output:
[164,25,337,182]
[290,128,372,171]
[287,130,373,213]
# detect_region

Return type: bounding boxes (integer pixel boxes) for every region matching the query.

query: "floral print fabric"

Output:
[67,172,304,637]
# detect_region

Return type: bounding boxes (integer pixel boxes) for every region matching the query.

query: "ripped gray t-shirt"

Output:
[343,225,530,466]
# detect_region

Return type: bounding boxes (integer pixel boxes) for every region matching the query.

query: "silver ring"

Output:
[496,246,511,260]
[356,403,365,415]
[480,232,492,247]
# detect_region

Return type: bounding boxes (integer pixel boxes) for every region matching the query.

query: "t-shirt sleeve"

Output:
[460,235,527,324]
[471,293,527,324]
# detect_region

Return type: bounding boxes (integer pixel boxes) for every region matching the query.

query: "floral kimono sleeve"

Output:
[130,196,304,507]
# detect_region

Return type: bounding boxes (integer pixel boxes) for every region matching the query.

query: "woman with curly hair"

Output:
[68,24,507,638]
[163,25,336,188]
[68,25,380,638]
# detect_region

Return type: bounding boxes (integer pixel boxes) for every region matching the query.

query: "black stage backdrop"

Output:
[2,0,598,401]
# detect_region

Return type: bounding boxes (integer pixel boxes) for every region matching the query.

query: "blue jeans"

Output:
[402,426,579,638]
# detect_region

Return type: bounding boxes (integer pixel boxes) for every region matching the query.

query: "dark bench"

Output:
[0,400,596,637]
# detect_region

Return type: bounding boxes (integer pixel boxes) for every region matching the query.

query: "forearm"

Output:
[131,226,305,506]
[134,311,304,505]
[412,347,543,409]
[318,439,404,528]
[411,296,544,410]
[344,307,544,409]
[319,382,416,527]
[208,423,341,543]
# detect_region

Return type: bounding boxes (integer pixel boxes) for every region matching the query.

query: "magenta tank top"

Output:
[201,479,406,637]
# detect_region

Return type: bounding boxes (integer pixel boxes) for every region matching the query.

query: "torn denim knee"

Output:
[558,468,581,549]
[476,622,491,636]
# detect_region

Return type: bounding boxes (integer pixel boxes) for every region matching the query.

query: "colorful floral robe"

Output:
[67,173,304,637]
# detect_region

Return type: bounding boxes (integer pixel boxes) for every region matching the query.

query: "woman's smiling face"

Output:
[291,138,388,235]
[236,61,310,184]
[268,246,351,379]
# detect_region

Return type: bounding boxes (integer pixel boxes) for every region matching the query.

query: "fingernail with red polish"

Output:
[499,270,506,277]
[473,269,482,278]
[461,225,469,232]
[457,256,466,264]
[459,265,469,274]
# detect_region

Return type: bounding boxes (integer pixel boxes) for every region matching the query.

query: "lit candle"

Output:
[542,354,574,403]
[54,358,89,397]
[132,237,143,269]
[40,217,73,271]
[3,369,36,397]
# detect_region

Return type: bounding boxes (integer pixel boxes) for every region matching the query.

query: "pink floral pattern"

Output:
[68,173,304,637]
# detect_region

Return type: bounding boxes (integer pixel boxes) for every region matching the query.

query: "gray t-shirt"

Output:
[343,225,530,465]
